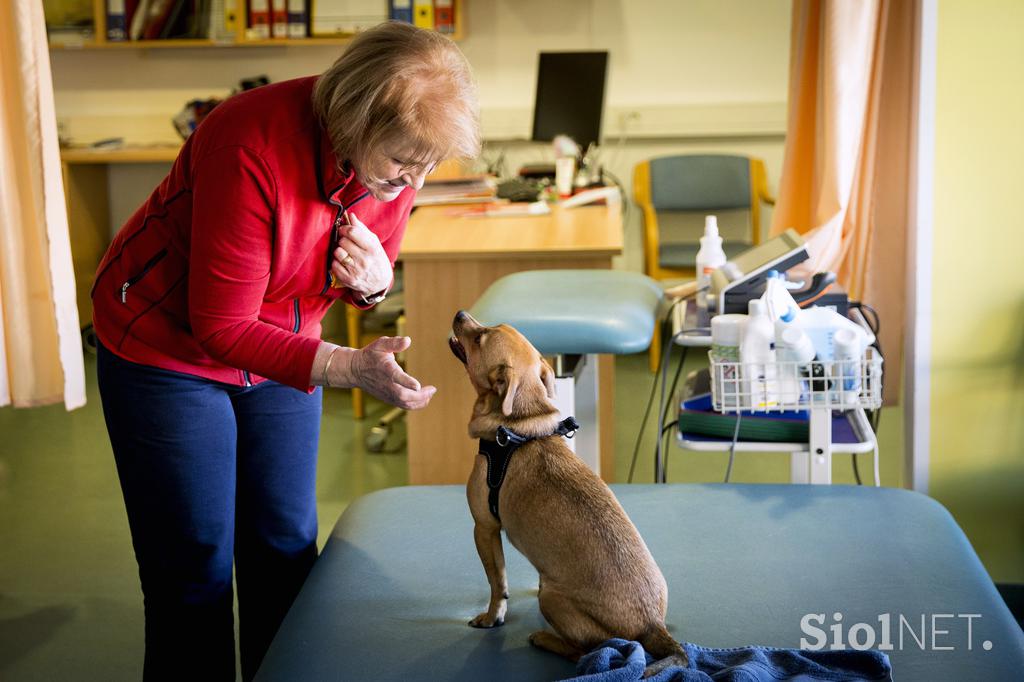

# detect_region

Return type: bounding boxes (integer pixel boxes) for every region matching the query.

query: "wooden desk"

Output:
[401,203,624,485]
[61,145,180,326]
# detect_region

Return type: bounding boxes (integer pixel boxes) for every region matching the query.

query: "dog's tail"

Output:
[639,623,688,678]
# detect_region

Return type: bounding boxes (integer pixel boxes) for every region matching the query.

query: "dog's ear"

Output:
[540,360,557,400]
[489,364,521,417]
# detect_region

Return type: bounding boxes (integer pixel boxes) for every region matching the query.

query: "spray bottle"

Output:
[763,270,800,322]
[695,215,726,311]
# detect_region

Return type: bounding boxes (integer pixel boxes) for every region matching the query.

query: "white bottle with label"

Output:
[711,314,746,409]
[695,215,727,311]
[740,299,777,410]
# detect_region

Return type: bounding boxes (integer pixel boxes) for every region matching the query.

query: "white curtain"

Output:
[0,0,85,409]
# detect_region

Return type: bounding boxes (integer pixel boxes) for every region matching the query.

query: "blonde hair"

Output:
[313,21,481,183]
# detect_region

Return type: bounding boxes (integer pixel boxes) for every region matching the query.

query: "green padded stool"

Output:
[470,270,663,475]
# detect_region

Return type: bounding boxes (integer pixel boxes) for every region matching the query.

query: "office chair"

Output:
[633,154,775,371]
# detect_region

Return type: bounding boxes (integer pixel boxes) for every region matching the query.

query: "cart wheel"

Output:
[366,424,390,453]
[82,324,98,355]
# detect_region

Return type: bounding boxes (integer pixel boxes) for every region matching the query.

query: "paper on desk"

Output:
[447,201,551,218]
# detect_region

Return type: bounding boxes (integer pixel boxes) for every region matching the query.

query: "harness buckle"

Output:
[495,426,511,447]
[558,416,580,439]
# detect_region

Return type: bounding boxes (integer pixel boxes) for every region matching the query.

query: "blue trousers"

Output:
[97,342,322,681]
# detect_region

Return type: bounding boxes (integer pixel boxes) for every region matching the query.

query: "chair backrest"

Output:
[633,154,773,279]
[648,154,752,211]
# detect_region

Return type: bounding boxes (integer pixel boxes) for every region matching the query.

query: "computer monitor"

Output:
[531,51,608,153]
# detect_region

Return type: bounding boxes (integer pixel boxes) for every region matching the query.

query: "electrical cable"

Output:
[724,412,742,482]
[659,347,687,439]
[662,422,675,480]
[628,294,707,483]
[655,346,687,481]
[601,168,629,220]
[626,344,663,484]
[627,296,683,482]
[605,111,635,185]
[655,327,698,483]
[848,301,883,484]
[850,301,882,436]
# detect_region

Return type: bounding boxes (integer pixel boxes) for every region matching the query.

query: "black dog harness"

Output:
[478,416,580,522]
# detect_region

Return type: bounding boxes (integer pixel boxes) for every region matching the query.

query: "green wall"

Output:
[930,0,1024,583]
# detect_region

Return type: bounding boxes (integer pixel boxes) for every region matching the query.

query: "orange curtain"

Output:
[0,0,85,409]
[771,0,915,403]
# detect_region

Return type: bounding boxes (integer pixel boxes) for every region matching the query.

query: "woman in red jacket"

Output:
[92,22,480,681]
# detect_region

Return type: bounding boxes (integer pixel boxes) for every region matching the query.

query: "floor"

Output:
[0,348,930,680]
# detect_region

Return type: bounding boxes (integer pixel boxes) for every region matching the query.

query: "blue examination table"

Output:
[256,484,1024,681]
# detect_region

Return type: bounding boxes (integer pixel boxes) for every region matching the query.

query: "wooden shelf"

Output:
[49,36,359,50]
[49,0,463,50]
[61,146,181,164]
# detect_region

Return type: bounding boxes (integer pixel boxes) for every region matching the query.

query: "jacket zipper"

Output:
[322,191,371,295]
[91,192,186,301]
[321,204,344,294]
[293,299,301,333]
[120,249,168,303]
[243,370,252,387]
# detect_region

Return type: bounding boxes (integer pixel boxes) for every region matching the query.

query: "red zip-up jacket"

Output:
[91,76,416,391]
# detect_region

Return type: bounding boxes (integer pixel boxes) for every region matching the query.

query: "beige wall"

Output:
[52,0,792,142]
[50,0,791,252]
[930,0,1024,583]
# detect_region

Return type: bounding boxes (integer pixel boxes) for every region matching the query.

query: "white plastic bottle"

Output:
[798,306,872,361]
[711,314,746,409]
[740,299,777,410]
[832,328,862,406]
[776,325,815,406]
[695,215,727,310]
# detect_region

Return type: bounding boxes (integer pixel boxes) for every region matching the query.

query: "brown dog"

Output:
[449,310,688,672]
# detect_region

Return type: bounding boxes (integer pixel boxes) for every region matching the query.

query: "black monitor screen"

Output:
[531,51,608,151]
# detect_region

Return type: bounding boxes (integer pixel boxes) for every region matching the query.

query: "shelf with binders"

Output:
[47,0,464,50]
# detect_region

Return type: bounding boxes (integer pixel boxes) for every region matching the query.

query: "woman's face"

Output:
[356,146,436,202]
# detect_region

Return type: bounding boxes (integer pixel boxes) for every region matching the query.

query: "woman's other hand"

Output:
[331,212,392,297]
[349,336,435,409]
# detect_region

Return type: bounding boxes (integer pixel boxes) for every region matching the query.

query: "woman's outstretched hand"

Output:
[349,336,436,410]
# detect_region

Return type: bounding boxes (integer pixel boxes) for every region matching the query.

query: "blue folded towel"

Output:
[561,638,892,682]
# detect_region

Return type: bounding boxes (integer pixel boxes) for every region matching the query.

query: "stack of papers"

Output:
[446,201,551,218]
[414,176,497,206]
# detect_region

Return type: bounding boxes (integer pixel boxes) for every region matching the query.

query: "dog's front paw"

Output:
[468,612,505,628]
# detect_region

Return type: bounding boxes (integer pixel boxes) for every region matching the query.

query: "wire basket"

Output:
[709,347,883,413]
